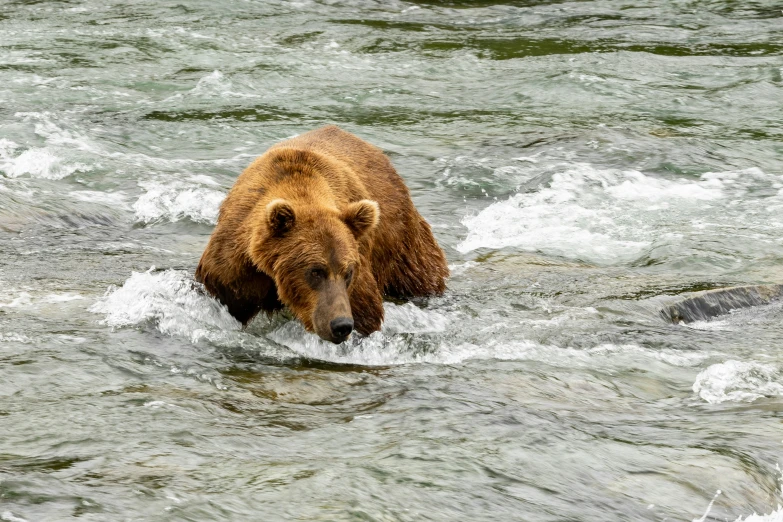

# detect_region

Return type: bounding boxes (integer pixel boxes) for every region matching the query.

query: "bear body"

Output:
[195,125,448,343]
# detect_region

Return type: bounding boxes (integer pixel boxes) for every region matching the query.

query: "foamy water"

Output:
[133,180,225,224]
[90,268,241,343]
[458,165,783,265]
[693,360,783,404]
[90,269,719,373]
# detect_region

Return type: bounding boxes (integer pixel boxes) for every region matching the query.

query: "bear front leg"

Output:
[349,264,384,336]
[196,263,281,327]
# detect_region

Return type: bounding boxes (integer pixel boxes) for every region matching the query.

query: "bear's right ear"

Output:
[341,199,380,239]
[266,199,295,236]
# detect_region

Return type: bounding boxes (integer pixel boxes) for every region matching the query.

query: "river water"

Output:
[2,1,783,520]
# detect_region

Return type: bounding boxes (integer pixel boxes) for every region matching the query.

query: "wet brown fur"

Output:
[195,125,449,339]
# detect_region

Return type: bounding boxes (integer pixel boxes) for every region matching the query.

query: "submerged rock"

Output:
[661,284,783,323]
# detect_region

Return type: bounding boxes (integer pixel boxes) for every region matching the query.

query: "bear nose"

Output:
[330,317,354,340]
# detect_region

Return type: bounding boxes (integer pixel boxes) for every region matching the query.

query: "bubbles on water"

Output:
[383,302,449,334]
[684,319,731,331]
[693,360,783,404]
[458,163,657,263]
[268,318,711,368]
[458,163,783,265]
[0,112,99,180]
[91,268,458,364]
[0,139,90,180]
[0,139,16,158]
[89,268,241,343]
[90,267,718,370]
[268,323,446,365]
[268,323,406,365]
[18,111,103,161]
[606,170,722,202]
[0,333,34,344]
[133,180,225,225]
[266,302,451,365]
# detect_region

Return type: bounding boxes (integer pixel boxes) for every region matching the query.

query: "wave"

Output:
[89,268,241,344]
[458,163,783,265]
[89,269,715,369]
[0,138,91,180]
[133,180,225,225]
[693,360,783,404]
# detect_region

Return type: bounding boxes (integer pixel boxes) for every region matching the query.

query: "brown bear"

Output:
[195,125,448,343]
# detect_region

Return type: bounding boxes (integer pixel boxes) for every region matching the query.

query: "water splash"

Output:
[693,360,783,404]
[89,268,240,343]
[89,269,714,369]
[133,180,225,225]
[458,164,783,265]
[0,140,90,180]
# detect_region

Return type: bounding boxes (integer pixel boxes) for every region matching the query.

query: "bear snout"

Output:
[329,317,354,342]
[312,279,354,343]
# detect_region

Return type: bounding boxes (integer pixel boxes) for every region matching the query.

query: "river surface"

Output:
[2,1,783,520]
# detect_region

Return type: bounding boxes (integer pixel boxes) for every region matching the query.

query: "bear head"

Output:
[250,198,379,343]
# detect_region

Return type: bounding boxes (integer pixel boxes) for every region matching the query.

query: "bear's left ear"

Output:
[341,199,380,238]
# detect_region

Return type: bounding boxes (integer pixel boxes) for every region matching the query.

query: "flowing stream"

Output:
[1,1,783,520]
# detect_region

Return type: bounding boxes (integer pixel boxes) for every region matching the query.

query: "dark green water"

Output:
[1,1,783,520]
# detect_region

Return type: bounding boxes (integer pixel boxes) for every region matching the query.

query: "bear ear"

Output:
[341,199,380,238]
[266,199,295,236]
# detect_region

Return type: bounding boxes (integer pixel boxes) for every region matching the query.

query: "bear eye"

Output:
[309,268,327,281]
[345,268,354,287]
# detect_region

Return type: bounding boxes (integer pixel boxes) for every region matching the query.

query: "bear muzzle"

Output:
[312,280,354,343]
